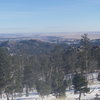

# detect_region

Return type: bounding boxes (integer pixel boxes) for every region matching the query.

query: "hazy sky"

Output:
[0,0,100,33]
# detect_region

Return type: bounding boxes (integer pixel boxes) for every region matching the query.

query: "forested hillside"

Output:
[0,34,100,100]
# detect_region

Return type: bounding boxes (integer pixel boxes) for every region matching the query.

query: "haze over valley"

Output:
[0,0,100,100]
[0,32,100,42]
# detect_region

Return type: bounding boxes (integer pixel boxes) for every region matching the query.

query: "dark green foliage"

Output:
[14,70,23,93]
[79,34,92,72]
[72,73,89,93]
[0,47,12,100]
[23,65,34,87]
[50,46,67,97]
[23,65,36,96]
[10,55,23,93]
[72,73,90,100]
[91,46,100,70]
[36,80,51,96]
[0,34,99,99]
[0,48,11,90]
[79,34,98,73]
[50,63,67,97]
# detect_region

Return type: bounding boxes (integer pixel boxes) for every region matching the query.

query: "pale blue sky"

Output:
[0,0,100,33]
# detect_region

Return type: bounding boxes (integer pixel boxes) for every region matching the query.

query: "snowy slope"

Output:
[1,81,100,100]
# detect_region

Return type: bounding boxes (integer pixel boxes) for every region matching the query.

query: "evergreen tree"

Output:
[36,80,51,98]
[50,46,67,97]
[0,47,12,100]
[23,65,35,96]
[79,34,92,73]
[72,73,90,100]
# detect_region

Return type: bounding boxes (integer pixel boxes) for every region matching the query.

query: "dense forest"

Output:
[0,34,100,100]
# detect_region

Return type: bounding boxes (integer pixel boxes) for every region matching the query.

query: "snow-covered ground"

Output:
[1,81,100,100]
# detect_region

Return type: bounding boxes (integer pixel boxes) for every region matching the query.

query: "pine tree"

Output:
[50,46,67,97]
[72,73,90,100]
[36,80,51,98]
[23,65,35,96]
[79,34,92,73]
[0,47,12,100]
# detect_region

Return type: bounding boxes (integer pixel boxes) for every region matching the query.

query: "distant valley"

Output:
[0,32,100,42]
[0,32,99,47]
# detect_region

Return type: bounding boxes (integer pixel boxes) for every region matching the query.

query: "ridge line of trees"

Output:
[0,34,100,100]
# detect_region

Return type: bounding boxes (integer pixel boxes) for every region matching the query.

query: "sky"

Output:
[0,0,100,33]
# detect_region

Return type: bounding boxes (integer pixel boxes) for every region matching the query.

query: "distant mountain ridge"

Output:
[0,32,100,41]
[0,38,99,56]
[0,32,99,55]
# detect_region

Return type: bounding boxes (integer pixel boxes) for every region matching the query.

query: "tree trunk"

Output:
[92,73,94,83]
[5,93,9,100]
[26,85,29,97]
[41,96,44,100]
[11,92,14,100]
[79,92,81,100]
[0,93,2,99]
